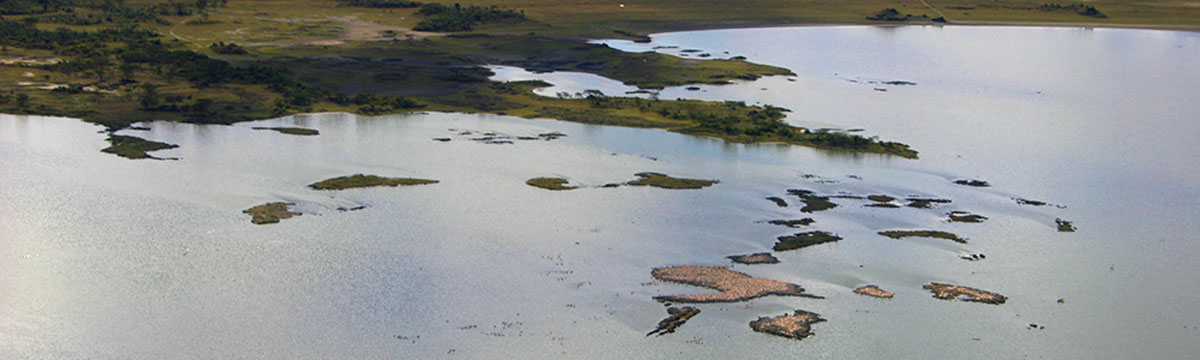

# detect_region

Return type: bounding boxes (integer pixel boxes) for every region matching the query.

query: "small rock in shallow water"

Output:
[853,285,894,298]
[749,310,825,340]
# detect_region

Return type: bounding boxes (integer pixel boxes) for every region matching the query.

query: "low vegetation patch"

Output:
[252,126,319,136]
[727,253,780,265]
[767,218,815,228]
[878,230,966,244]
[242,202,300,225]
[948,211,988,223]
[774,231,842,251]
[646,306,700,337]
[101,135,178,160]
[309,174,438,190]
[1056,218,1076,232]
[953,179,990,187]
[787,189,838,213]
[626,172,717,189]
[526,177,575,191]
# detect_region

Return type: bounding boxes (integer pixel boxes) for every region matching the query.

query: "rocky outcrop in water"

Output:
[923,283,1007,304]
[749,310,825,340]
[652,265,821,303]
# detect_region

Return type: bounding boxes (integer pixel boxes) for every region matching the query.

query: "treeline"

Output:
[414,3,525,32]
[334,0,524,31]
[7,0,227,25]
[335,0,420,8]
[1037,3,1106,18]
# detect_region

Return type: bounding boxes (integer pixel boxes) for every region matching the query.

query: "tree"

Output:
[138,83,159,110]
[15,93,30,108]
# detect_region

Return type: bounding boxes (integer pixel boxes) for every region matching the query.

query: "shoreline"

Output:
[600,20,1200,41]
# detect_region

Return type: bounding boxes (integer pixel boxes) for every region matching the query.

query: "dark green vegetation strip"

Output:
[242,202,300,225]
[878,230,966,244]
[101,135,179,160]
[309,174,439,190]
[767,218,815,228]
[252,127,320,136]
[774,231,842,251]
[953,179,990,187]
[646,306,700,337]
[626,172,717,189]
[727,252,780,265]
[948,211,987,223]
[526,177,575,190]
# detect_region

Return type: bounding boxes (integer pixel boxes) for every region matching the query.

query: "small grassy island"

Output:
[774,231,842,251]
[651,265,821,303]
[767,218,816,228]
[242,202,300,225]
[626,172,717,189]
[1056,218,1077,232]
[309,174,439,190]
[525,177,576,191]
[878,230,967,244]
[787,189,839,213]
[948,211,988,223]
[727,252,781,265]
[101,135,179,160]
[251,127,320,136]
[646,306,701,337]
[749,310,826,340]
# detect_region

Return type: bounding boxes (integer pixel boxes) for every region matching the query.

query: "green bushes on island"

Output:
[526,177,576,190]
[774,231,842,251]
[309,174,439,190]
[251,127,319,136]
[878,230,966,244]
[243,202,300,225]
[626,172,718,189]
[101,135,178,160]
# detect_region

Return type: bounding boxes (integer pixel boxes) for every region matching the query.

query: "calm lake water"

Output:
[3,26,1199,358]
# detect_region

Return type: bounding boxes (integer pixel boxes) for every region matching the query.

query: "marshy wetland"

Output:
[3,25,1200,359]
